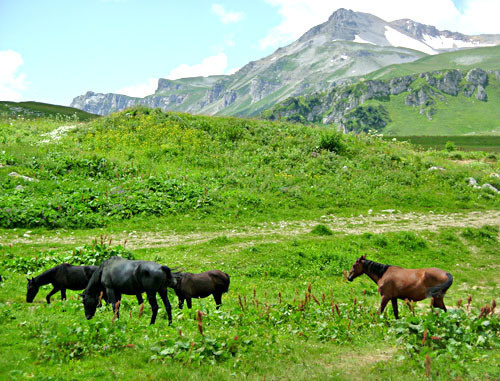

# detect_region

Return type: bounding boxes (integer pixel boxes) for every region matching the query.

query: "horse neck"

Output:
[33,267,57,286]
[84,266,103,295]
[362,260,389,285]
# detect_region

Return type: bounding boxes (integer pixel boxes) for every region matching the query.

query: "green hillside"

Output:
[263,66,500,135]
[1,107,499,230]
[0,101,99,121]
[365,45,500,80]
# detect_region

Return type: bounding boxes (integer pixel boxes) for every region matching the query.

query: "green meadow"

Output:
[0,107,499,380]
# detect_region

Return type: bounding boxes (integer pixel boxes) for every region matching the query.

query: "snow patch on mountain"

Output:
[353,35,375,45]
[384,26,437,55]
[422,34,495,50]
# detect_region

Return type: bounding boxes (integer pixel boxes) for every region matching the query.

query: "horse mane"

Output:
[32,265,60,285]
[363,260,391,278]
[83,263,104,295]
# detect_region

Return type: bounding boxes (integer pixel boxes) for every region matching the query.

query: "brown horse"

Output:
[170,270,230,309]
[347,255,453,319]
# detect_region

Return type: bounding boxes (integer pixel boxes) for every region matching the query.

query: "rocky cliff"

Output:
[262,68,500,133]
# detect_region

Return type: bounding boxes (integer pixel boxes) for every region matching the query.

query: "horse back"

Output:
[102,259,167,294]
[56,263,97,290]
[380,267,451,300]
[180,270,230,297]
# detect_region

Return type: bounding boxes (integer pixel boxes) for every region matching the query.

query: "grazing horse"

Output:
[347,255,453,319]
[27,263,100,304]
[82,256,175,325]
[171,270,230,309]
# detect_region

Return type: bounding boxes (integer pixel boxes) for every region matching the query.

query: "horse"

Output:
[27,263,100,304]
[171,270,230,309]
[81,256,175,325]
[26,263,144,305]
[346,255,453,319]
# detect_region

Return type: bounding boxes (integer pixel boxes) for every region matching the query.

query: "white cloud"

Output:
[166,53,228,80]
[0,50,27,101]
[211,4,244,24]
[115,78,158,97]
[260,0,500,50]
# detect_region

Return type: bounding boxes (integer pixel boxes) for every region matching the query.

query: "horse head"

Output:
[81,291,99,320]
[26,277,38,303]
[347,255,367,281]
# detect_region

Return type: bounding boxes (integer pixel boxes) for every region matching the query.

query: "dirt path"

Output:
[2,210,499,249]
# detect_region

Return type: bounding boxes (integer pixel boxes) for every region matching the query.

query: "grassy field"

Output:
[384,136,500,153]
[0,108,499,380]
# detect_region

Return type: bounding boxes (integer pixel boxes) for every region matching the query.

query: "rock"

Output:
[482,183,500,194]
[466,68,488,87]
[428,166,446,171]
[476,85,487,101]
[468,177,479,187]
[8,172,38,182]
[389,76,414,95]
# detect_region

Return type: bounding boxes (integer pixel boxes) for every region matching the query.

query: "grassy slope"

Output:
[363,79,500,135]
[0,101,99,121]
[0,110,499,379]
[365,45,500,80]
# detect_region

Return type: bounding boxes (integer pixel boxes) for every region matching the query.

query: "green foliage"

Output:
[391,307,499,376]
[445,141,456,152]
[0,240,134,274]
[345,105,391,133]
[318,130,346,153]
[310,224,333,236]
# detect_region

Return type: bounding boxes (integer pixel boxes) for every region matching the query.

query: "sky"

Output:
[1,0,499,106]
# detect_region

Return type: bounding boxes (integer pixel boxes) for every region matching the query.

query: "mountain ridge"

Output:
[70,8,500,117]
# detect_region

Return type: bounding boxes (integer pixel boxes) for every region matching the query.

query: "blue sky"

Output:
[1,0,498,106]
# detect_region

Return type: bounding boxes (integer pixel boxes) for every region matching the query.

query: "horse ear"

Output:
[361,255,367,260]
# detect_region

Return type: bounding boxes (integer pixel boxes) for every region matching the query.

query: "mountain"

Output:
[262,46,500,135]
[71,9,500,117]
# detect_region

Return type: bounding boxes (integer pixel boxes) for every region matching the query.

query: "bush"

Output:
[445,141,456,152]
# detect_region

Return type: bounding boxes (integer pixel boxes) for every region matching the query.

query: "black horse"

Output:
[171,270,230,309]
[27,263,100,304]
[27,263,144,305]
[81,256,175,325]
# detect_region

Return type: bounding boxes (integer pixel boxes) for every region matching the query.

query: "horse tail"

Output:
[427,272,453,298]
[213,271,230,293]
[161,265,172,280]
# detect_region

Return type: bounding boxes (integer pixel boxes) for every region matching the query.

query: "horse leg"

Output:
[60,288,67,301]
[378,295,390,316]
[214,293,222,309]
[186,297,192,309]
[46,286,60,304]
[391,298,399,319]
[136,293,144,305]
[147,291,159,325]
[178,297,184,310]
[158,289,172,325]
[106,288,121,318]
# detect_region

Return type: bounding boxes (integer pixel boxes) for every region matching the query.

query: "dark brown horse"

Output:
[347,255,453,319]
[171,270,230,309]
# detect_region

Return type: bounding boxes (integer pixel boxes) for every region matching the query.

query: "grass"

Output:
[0,101,98,121]
[384,136,500,153]
[0,227,498,380]
[0,108,499,379]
